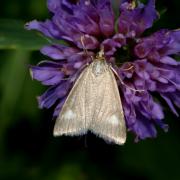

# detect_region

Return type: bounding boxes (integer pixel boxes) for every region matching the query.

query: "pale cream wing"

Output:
[53,66,92,136]
[89,67,126,145]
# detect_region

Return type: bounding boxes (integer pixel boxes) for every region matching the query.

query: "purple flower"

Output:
[26,0,180,141]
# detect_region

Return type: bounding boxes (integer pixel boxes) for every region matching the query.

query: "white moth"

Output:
[53,49,126,145]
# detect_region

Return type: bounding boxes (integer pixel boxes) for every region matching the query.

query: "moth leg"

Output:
[110,66,145,92]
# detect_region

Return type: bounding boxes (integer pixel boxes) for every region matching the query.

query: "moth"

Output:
[53,49,126,145]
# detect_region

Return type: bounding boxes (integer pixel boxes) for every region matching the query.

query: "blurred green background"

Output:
[0,0,180,180]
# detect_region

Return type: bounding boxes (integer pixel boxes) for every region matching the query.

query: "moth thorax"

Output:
[91,60,108,76]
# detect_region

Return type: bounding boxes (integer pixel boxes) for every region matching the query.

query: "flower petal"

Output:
[38,82,70,109]
[47,0,77,14]
[25,20,61,39]
[96,0,115,37]
[30,62,65,86]
[47,0,61,13]
[161,94,179,116]
[160,56,178,66]
[53,97,66,117]
[132,115,157,141]
[41,45,79,60]
[135,30,180,60]
[119,0,158,37]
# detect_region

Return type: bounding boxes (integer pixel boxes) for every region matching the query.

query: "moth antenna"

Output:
[115,61,134,71]
[122,65,134,71]
[110,66,145,93]
[80,36,88,55]
[80,35,94,61]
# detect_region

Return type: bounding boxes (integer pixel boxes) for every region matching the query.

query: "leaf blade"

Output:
[0,19,65,50]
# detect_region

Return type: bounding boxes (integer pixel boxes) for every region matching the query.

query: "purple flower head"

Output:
[26,0,180,141]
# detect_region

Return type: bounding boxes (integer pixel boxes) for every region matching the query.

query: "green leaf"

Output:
[0,19,53,50]
[0,50,30,149]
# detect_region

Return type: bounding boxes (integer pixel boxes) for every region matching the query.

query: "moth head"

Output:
[95,47,105,61]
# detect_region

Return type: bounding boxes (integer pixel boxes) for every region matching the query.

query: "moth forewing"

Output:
[53,66,91,136]
[53,54,126,145]
[89,65,126,145]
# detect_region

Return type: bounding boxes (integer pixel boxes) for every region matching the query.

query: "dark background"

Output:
[0,0,180,180]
